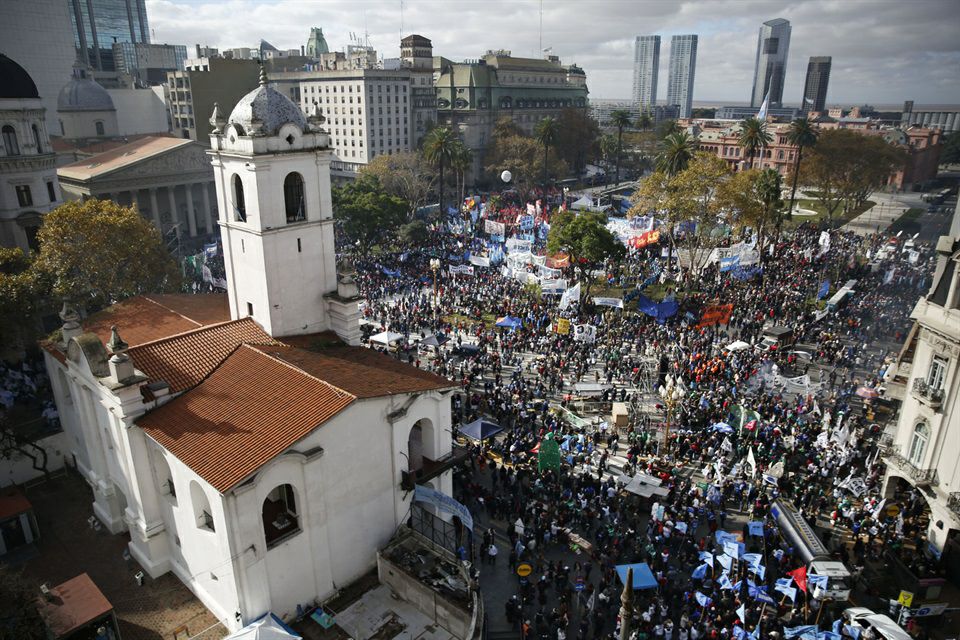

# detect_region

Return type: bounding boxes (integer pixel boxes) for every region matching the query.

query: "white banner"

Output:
[449,265,475,276]
[560,282,581,310]
[484,219,505,236]
[469,255,491,267]
[506,238,532,253]
[592,297,624,309]
[573,324,597,343]
[540,278,568,292]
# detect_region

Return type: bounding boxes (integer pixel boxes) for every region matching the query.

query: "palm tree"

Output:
[637,110,653,132]
[785,118,819,219]
[610,109,633,185]
[534,116,560,187]
[450,141,473,214]
[422,126,458,216]
[656,131,697,177]
[738,117,772,170]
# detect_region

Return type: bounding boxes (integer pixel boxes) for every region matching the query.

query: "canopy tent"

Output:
[420,333,450,347]
[460,418,503,442]
[725,340,751,353]
[571,195,594,210]
[623,473,669,498]
[572,382,613,396]
[616,563,658,590]
[225,613,302,640]
[369,331,404,346]
[495,316,523,329]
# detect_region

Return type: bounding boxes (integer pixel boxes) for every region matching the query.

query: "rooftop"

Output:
[82,294,230,347]
[36,573,113,640]
[57,136,197,181]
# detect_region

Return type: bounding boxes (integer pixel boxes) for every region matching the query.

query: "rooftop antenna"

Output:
[400,0,404,41]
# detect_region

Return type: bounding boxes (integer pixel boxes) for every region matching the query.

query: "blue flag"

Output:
[742,553,762,568]
[843,625,862,639]
[692,563,708,579]
[718,573,735,590]
[737,603,746,622]
[695,591,712,608]
[748,521,765,537]
[817,280,831,300]
[784,626,818,639]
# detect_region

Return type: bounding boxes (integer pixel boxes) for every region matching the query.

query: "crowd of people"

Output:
[347,191,946,640]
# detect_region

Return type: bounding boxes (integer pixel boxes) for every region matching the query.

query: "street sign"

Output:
[516,563,533,578]
[898,590,914,607]
[574,577,586,592]
[912,603,947,617]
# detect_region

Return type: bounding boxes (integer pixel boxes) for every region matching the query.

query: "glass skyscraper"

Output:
[802,56,832,113]
[750,18,791,108]
[632,35,660,110]
[70,0,150,72]
[666,35,698,119]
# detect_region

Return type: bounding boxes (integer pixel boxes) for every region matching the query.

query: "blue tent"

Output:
[460,418,503,442]
[495,316,523,329]
[615,563,658,590]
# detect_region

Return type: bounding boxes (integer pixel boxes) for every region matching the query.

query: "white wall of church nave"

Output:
[43,353,92,476]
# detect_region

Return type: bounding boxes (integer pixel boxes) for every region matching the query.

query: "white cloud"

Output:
[146,0,960,106]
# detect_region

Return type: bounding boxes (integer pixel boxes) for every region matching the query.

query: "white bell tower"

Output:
[207,67,361,344]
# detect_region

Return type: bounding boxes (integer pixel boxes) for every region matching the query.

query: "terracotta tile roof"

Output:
[251,344,456,398]
[0,486,32,520]
[138,345,355,492]
[129,317,281,393]
[83,294,230,347]
[37,573,113,639]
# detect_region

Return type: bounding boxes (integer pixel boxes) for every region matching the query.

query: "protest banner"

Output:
[697,303,734,328]
[484,219,505,235]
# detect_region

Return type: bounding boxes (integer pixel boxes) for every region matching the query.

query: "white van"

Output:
[842,607,912,640]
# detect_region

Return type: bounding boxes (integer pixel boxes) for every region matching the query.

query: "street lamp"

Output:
[430,258,441,322]
[658,374,686,457]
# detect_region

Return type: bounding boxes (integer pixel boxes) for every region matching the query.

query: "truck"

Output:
[772,499,854,602]
[757,326,796,352]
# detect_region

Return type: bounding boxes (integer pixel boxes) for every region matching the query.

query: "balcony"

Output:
[912,378,945,409]
[401,446,471,491]
[886,449,940,487]
[949,493,960,519]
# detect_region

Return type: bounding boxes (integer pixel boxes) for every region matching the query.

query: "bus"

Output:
[826,279,858,311]
[772,499,853,601]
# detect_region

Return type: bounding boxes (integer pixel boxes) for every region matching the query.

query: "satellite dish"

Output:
[501,170,512,183]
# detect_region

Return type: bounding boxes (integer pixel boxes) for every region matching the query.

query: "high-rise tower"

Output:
[68,0,150,72]
[632,36,660,109]
[802,56,832,113]
[666,35,698,119]
[750,18,791,108]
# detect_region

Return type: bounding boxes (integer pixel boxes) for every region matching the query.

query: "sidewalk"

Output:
[842,200,908,236]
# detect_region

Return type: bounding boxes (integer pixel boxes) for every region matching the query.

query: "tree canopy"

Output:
[554,108,600,175]
[358,152,434,220]
[32,199,181,310]
[716,168,783,256]
[333,177,408,256]
[485,119,568,196]
[546,210,623,294]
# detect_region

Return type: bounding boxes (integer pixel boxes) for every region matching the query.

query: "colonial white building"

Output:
[884,206,960,560]
[41,67,457,632]
[0,53,62,252]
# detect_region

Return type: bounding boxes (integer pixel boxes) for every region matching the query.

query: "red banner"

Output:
[546,254,570,269]
[628,229,661,249]
[697,303,734,328]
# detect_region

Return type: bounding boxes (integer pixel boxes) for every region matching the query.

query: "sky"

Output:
[146,0,960,107]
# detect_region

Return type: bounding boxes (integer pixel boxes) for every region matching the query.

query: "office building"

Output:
[751,18,791,108]
[590,100,677,128]
[435,51,589,183]
[0,0,78,133]
[400,34,437,148]
[666,35,698,118]
[714,105,801,121]
[166,57,260,143]
[802,56,831,113]
[113,42,188,86]
[69,0,151,72]
[632,36,660,109]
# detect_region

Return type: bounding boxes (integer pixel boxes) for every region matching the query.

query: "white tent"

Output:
[225,614,302,640]
[571,195,594,210]
[369,331,404,346]
[725,340,751,353]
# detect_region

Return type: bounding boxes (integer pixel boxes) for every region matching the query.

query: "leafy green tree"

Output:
[636,110,653,131]
[942,131,960,165]
[667,153,733,278]
[333,177,408,256]
[0,248,48,359]
[546,210,623,296]
[738,117,772,169]
[535,116,561,186]
[399,219,430,246]
[610,109,633,185]
[555,108,600,175]
[656,131,697,177]
[485,131,567,198]
[716,168,783,256]
[422,126,459,215]
[358,152,434,221]
[785,118,818,219]
[450,140,473,211]
[32,199,181,311]
[655,119,681,140]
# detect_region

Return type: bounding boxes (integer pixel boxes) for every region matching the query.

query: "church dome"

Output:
[228,67,307,136]
[58,66,114,112]
[0,53,39,99]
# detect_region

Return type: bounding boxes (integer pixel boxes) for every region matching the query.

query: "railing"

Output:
[886,450,940,487]
[912,378,945,408]
[948,492,960,519]
[401,445,471,491]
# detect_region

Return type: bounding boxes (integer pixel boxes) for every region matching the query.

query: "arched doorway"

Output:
[407,424,423,473]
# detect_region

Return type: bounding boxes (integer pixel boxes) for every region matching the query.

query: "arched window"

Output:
[908,422,929,466]
[2,125,19,156]
[262,484,300,548]
[153,452,177,504]
[190,481,215,531]
[233,174,246,222]
[284,172,305,223]
[95,121,105,136]
[32,124,42,152]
